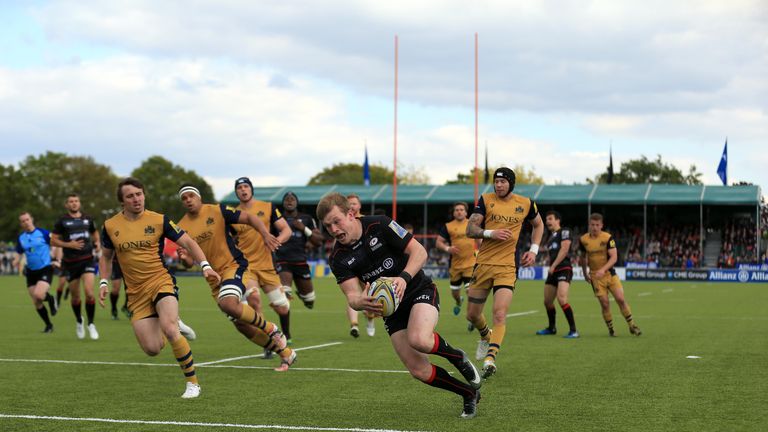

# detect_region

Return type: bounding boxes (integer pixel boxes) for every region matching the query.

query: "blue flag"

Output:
[716,139,727,185]
[363,145,370,186]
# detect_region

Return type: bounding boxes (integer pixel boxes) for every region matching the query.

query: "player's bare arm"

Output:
[580,255,591,284]
[240,212,281,251]
[176,233,221,286]
[550,239,572,272]
[436,235,457,255]
[466,213,486,239]
[521,213,544,267]
[466,212,513,241]
[98,246,115,307]
[339,277,383,315]
[50,233,85,250]
[273,217,293,244]
[390,238,428,301]
[595,248,618,279]
[91,228,101,256]
[293,218,323,247]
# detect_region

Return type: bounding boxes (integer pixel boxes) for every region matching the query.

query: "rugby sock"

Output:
[110,293,119,313]
[429,333,464,363]
[71,299,82,323]
[562,303,576,332]
[602,309,614,334]
[620,304,635,327]
[279,311,291,340]
[249,329,273,348]
[45,293,56,315]
[85,299,96,325]
[546,304,557,330]
[485,324,506,363]
[237,304,270,331]
[36,305,52,326]
[171,337,198,384]
[423,364,475,399]
[56,287,63,304]
[474,315,491,341]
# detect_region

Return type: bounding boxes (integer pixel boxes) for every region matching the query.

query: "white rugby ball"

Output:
[368,278,400,317]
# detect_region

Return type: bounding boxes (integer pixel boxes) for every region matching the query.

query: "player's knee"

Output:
[492,310,507,324]
[407,333,433,353]
[410,364,433,382]
[267,288,290,309]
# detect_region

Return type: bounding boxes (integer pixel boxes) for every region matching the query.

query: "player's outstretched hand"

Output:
[263,234,281,252]
[203,268,221,286]
[493,229,513,241]
[521,251,536,267]
[98,280,109,308]
[355,286,385,316]
[390,277,407,301]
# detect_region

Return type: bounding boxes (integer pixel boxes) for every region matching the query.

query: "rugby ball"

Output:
[368,278,400,317]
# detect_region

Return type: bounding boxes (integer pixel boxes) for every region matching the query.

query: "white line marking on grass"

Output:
[638,292,652,297]
[0,358,408,374]
[506,310,538,318]
[686,356,702,359]
[197,342,343,366]
[0,414,429,432]
[662,289,674,293]
[0,358,176,367]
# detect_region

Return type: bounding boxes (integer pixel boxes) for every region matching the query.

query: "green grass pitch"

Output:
[0,274,765,431]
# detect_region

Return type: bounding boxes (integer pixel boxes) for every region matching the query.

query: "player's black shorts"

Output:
[384,280,440,336]
[24,265,54,287]
[275,261,312,280]
[53,265,64,277]
[111,260,123,280]
[545,268,573,286]
[63,258,97,281]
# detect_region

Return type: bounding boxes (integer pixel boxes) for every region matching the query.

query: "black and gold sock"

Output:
[238,304,272,331]
[485,324,506,363]
[171,337,198,384]
[620,304,635,327]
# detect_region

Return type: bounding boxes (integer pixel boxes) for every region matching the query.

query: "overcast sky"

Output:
[1,1,765,199]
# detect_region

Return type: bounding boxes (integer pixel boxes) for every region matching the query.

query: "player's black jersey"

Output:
[329,215,428,293]
[53,213,97,263]
[274,213,317,263]
[547,227,573,270]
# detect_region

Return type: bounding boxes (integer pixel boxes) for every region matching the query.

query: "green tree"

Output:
[0,164,30,241]
[446,165,545,185]
[307,163,430,185]
[130,156,215,222]
[591,155,702,185]
[4,152,120,240]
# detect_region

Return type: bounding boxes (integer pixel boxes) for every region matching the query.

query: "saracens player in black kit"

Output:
[536,210,579,338]
[51,193,101,340]
[274,192,323,309]
[317,192,482,419]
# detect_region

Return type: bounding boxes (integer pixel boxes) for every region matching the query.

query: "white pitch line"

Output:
[638,292,652,297]
[197,342,343,366]
[0,358,408,374]
[0,413,429,432]
[506,310,538,318]
[662,288,674,293]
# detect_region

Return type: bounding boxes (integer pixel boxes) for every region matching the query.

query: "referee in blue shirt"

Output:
[14,212,58,333]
